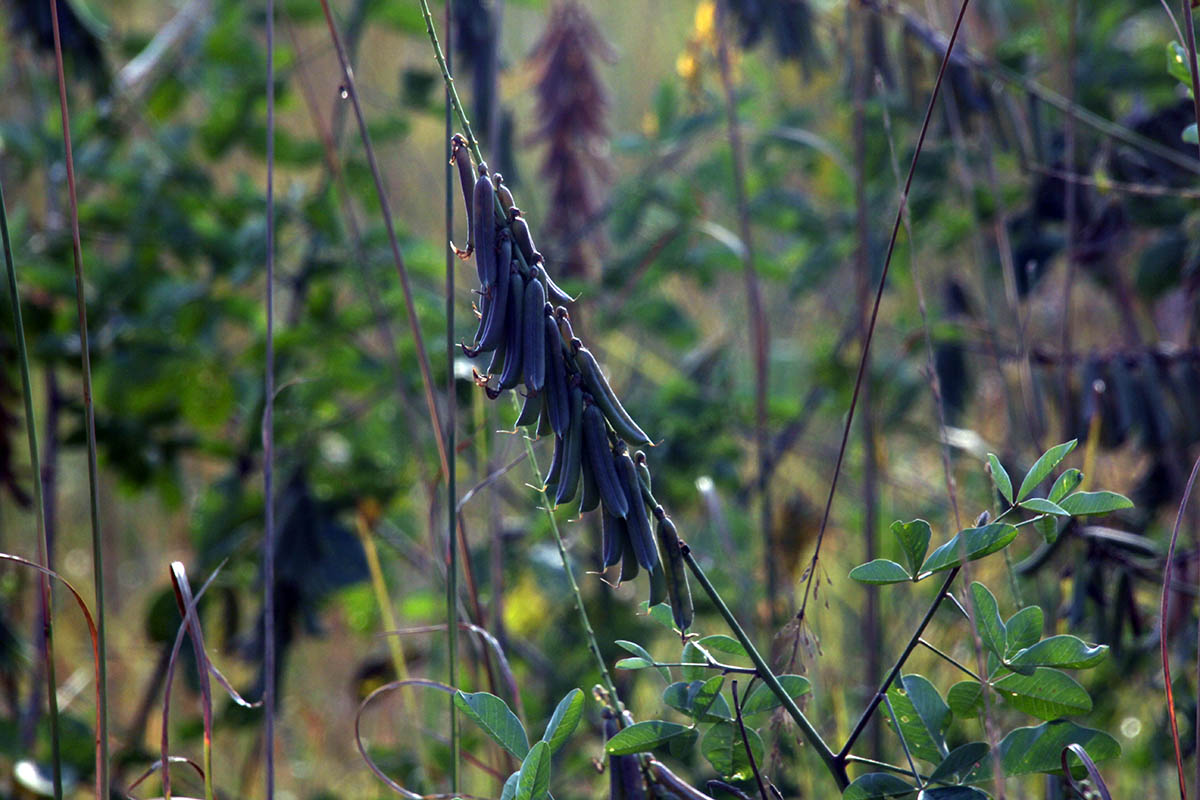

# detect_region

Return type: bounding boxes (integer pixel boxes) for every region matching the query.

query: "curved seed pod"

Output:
[582,403,629,518]
[575,345,652,446]
[619,529,640,583]
[494,173,516,216]
[656,514,693,631]
[466,291,490,354]
[523,276,548,393]
[509,208,541,265]
[484,334,506,378]
[601,508,626,569]
[514,389,541,428]
[557,312,576,348]
[616,449,659,572]
[451,134,475,258]
[634,451,655,505]
[578,447,600,514]
[544,435,566,495]
[648,562,667,608]
[544,311,571,436]
[472,164,496,285]
[555,384,584,506]
[537,390,553,438]
[605,711,622,800]
[544,270,576,305]
[492,268,526,392]
[619,746,647,800]
[465,232,512,356]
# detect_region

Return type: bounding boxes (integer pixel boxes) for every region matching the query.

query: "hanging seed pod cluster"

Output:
[451,133,693,633]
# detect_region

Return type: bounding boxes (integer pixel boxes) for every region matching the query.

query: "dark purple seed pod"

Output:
[582,403,629,518]
[495,173,516,215]
[493,266,526,392]
[601,508,625,569]
[464,230,512,356]
[522,276,548,393]
[473,164,496,286]
[615,449,658,572]
[554,383,584,506]
[451,134,475,258]
[544,311,571,436]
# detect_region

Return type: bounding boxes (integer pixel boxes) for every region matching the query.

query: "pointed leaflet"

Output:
[946,681,983,719]
[967,721,1119,779]
[454,691,530,759]
[701,721,764,781]
[885,674,951,762]
[514,741,552,800]
[843,773,917,800]
[639,601,677,630]
[740,675,811,716]
[541,689,584,754]
[1019,498,1070,516]
[969,583,1006,660]
[605,720,693,755]
[499,771,520,800]
[892,519,932,575]
[1049,469,1083,503]
[992,668,1092,720]
[1004,606,1044,657]
[987,453,1013,505]
[691,676,725,720]
[928,742,989,785]
[850,559,912,585]
[616,640,669,683]
[1057,491,1133,516]
[697,635,749,660]
[1016,440,1077,502]
[921,524,1019,574]
[681,640,707,681]
[663,681,732,722]
[1009,636,1108,671]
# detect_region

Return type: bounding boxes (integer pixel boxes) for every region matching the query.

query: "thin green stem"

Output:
[264,0,278,796]
[838,568,959,760]
[844,754,929,781]
[881,694,923,789]
[0,175,62,800]
[417,0,481,167]
[444,0,460,791]
[519,429,623,711]
[47,4,107,796]
[679,546,845,789]
[918,638,981,681]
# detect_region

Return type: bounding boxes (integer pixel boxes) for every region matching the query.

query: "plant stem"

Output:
[520,431,623,711]
[0,174,62,800]
[264,0,278,795]
[416,0,482,168]
[793,0,975,637]
[679,546,845,789]
[47,4,107,795]
[731,681,769,800]
[918,638,980,681]
[444,0,460,791]
[838,567,959,760]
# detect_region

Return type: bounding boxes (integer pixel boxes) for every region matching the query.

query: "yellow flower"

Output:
[676,51,698,82]
[694,0,717,44]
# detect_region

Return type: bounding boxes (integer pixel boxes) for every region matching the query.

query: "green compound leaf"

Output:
[541,688,584,755]
[1020,498,1070,517]
[850,559,912,585]
[886,674,950,763]
[947,681,983,719]
[616,640,669,683]
[454,691,529,759]
[1058,491,1133,517]
[928,741,989,785]
[1017,440,1077,502]
[1004,606,1044,657]
[843,773,916,799]
[992,668,1092,720]
[740,675,811,716]
[1049,469,1083,503]
[701,721,764,781]
[605,720,693,756]
[970,583,1006,661]
[514,741,551,800]
[921,524,1019,575]
[892,519,932,575]
[987,453,1013,505]
[968,721,1120,779]
[1009,636,1108,671]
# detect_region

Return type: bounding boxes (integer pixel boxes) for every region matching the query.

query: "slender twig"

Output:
[838,568,959,759]
[444,0,460,790]
[918,638,980,681]
[519,430,623,710]
[263,0,278,795]
[0,173,62,800]
[1161,454,1200,800]
[47,3,107,795]
[881,693,923,789]
[679,545,845,789]
[316,0,451,482]
[713,0,774,629]
[731,681,769,800]
[1181,0,1200,164]
[793,0,974,634]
